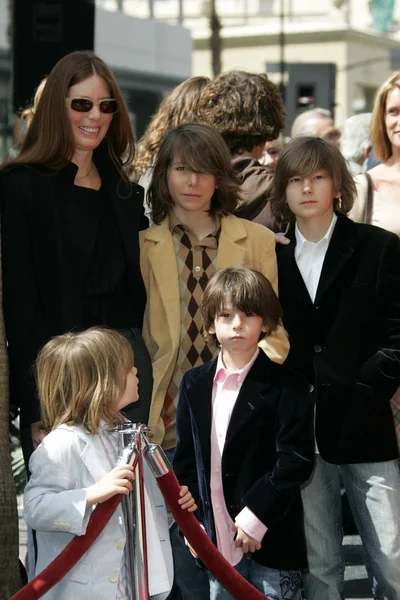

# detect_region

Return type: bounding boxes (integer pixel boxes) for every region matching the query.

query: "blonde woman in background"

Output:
[21,77,47,128]
[349,72,400,448]
[7,78,47,159]
[350,72,400,235]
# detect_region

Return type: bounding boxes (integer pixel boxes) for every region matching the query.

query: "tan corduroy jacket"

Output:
[139,214,290,447]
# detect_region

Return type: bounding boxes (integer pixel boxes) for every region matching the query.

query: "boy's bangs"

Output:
[287,142,333,179]
[217,285,263,316]
[170,136,216,174]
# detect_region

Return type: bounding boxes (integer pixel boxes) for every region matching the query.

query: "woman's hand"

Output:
[31,421,47,449]
[86,465,135,508]
[178,485,197,512]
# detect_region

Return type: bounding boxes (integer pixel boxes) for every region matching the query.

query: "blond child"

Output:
[24,328,196,600]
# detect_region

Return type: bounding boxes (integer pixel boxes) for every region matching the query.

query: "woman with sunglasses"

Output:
[1,50,151,467]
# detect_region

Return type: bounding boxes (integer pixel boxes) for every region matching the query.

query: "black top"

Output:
[82,185,136,329]
[1,147,148,425]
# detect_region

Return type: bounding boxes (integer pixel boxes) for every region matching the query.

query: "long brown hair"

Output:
[3,51,134,173]
[147,122,239,225]
[271,136,355,226]
[132,76,210,179]
[371,71,400,162]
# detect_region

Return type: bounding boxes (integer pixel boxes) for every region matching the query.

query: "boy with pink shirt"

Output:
[173,267,315,599]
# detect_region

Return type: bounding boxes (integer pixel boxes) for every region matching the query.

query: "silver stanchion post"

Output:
[134,432,150,599]
[114,423,174,599]
[142,440,172,478]
[115,422,150,600]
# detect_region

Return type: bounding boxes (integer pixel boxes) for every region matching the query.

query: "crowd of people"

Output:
[1,49,400,600]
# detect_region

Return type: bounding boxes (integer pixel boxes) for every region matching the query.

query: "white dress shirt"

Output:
[295,213,338,302]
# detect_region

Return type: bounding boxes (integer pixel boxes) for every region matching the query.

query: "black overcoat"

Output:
[1,149,147,426]
[277,212,400,465]
[173,351,315,570]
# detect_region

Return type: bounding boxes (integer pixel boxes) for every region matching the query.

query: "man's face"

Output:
[314,117,341,147]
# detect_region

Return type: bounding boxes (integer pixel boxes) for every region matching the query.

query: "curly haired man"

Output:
[198,71,286,232]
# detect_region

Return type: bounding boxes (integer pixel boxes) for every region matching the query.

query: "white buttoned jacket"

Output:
[24,424,172,600]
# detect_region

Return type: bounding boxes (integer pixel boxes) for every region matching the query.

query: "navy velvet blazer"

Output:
[173,350,315,570]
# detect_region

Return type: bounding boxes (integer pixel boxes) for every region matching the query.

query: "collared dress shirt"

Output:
[294,213,338,302]
[210,348,268,567]
[162,213,220,449]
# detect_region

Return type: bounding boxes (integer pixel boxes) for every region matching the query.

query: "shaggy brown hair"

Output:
[3,50,134,175]
[132,76,210,179]
[148,122,239,225]
[197,71,285,155]
[271,137,356,226]
[201,267,282,347]
[371,72,400,162]
[36,328,134,434]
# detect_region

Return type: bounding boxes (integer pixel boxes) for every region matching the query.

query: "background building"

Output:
[2,0,400,155]
[121,0,400,132]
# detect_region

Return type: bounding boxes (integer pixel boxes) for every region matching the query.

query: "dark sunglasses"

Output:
[65,97,118,114]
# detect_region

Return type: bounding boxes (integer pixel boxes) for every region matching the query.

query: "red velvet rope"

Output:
[158,470,267,600]
[11,494,123,600]
[11,468,268,600]
[10,454,140,600]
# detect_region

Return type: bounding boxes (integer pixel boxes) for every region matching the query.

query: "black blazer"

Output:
[173,351,315,570]
[1,149,147,426]
[277,212,400,465]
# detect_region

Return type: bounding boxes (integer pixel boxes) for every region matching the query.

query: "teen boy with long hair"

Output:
[273,136,400,600]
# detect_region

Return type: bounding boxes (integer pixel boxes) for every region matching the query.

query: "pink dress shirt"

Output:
[210,348,268,566]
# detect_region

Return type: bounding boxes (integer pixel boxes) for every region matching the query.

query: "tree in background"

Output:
[0,216,22,597]
[210,0,222,75]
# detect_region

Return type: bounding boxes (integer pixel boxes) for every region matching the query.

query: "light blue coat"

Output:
[24,424,172,600]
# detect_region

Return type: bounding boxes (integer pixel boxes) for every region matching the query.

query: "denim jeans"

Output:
[164,448,210,600]
[301,454,400,600]
[208,554,302,600]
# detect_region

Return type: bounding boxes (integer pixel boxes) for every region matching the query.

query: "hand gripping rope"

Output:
[11,424,268,600]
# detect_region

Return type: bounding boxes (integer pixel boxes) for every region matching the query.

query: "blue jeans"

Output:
[208,554,302,600]
[165,448,210,600]
[301,454,400,600]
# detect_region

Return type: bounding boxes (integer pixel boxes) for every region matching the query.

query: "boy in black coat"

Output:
[174,267,314,599]
[273,136,400,600]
